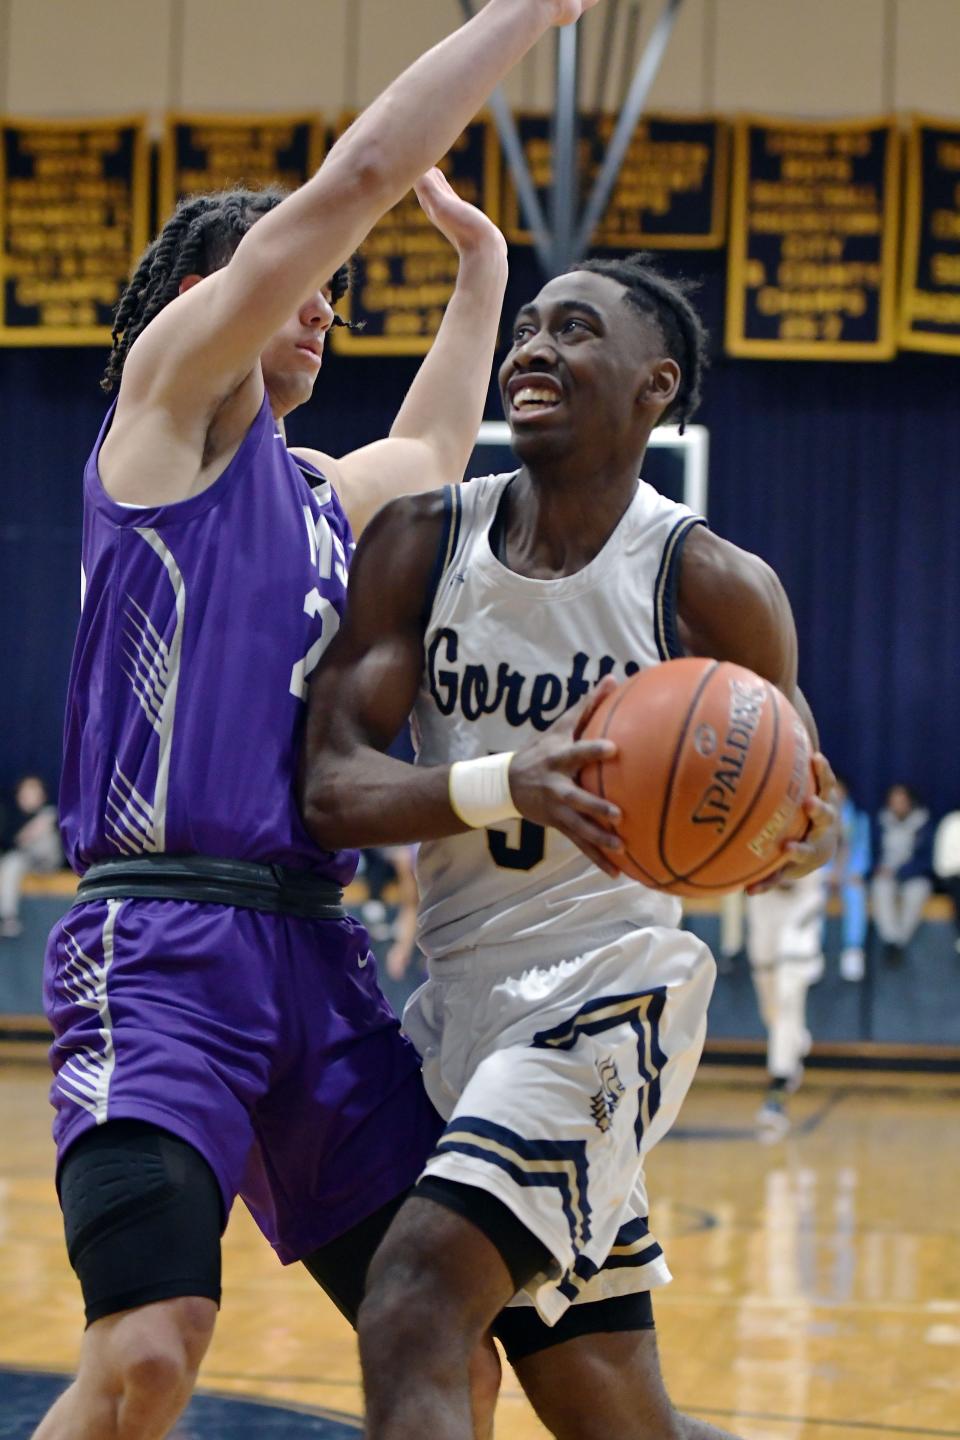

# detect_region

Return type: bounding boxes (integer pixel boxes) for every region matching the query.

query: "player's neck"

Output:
[505,459,640,577]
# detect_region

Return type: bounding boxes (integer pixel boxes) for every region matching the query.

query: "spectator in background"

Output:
[933,809,960,957]
[0,775,63,938]
[823,777,872,981]
[871,784,933,963]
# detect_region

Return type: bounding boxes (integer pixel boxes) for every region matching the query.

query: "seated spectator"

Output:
[0,775,63,938]
[871,785,933,964]
[933,809,960,957]
[823,777,872,981]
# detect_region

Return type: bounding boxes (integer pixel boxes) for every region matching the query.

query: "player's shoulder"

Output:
[680,527,785,612]
[371,484,454,532]
[346,486,461,627]
[677,526,796,675]
[352,485,456,577]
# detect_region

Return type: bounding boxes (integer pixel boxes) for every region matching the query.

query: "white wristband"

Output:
[449,753,520,829]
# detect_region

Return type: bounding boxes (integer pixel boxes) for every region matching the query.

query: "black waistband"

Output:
[75,856,345,920]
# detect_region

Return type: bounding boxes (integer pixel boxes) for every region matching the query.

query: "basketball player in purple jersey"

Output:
[35,5,608,1438]
[300,256,839,1440]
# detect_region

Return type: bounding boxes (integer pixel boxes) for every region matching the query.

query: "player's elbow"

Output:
[300,763,351,852]
[315,138,395,218]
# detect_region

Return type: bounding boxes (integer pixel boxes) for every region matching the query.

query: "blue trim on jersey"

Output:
[434,1115,592,1258]
[531,987,668,1152]
[558,1252,600,1300]
[449,482,463,561]
[653,515,706,661]
[637,988,667,1149]
[531,987,667,1050]
[556,1215,664,1300]
[604,1242,664,1270]
[421,486,460,630]
[614,1215,650,1246]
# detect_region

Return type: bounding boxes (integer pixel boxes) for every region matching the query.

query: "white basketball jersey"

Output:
[413,473,706,969]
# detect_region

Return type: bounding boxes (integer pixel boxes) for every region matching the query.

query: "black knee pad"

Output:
[59,1120,224,1325]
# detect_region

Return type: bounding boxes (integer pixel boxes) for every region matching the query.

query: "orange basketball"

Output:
[580,658,814,896]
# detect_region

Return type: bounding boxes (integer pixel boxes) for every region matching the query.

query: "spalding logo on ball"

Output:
[580,657,814,896]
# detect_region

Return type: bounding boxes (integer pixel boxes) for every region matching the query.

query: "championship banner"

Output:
[160,113,324,213]
[332,118,500,356]
[900,118,960,355]
[0,116,148,345]
[726,117,900,359]
[503,113,728,250]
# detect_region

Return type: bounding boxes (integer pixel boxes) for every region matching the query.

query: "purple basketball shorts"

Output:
[44,898,442,1262]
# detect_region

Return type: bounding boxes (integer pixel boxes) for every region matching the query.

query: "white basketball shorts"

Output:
[402,926,716,1325]
[746,870,827,971]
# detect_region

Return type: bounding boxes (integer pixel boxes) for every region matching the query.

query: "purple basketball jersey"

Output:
[60,394,356,884]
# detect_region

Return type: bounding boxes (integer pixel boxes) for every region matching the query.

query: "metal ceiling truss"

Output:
[457,0,685,275]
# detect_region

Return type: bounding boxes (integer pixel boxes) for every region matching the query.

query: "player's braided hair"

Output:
[101,186,354,393]
[570,253,708,432]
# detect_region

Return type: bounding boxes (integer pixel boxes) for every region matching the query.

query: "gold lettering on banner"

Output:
[502,113,727,250]
[726,116,899,360]
[332,118,499,357]
[0,117,148,344]
[901,118,960,354]
[160,113,323,213]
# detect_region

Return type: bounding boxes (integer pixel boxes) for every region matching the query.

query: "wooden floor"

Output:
[1,1060,958,1440]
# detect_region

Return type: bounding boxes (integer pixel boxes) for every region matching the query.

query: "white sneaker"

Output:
[755,1095,791,1143]
[840,946,865,981]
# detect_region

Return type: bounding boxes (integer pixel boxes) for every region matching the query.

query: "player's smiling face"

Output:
[499,271,675,466]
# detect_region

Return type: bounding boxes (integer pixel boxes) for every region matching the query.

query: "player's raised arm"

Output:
[676,526,839,882]
[298,494,623,875]
[292,170,509,536]
[122,1,600,437]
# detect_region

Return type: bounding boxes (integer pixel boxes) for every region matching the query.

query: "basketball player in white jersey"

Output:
[301,254,838,1439]
[747,869,827,1140]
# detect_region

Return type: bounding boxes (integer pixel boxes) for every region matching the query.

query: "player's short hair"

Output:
[568,253,708,432]
[101,186,354,393]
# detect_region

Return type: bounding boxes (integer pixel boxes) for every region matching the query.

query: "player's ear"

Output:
[178,274,204,296]
[640,358,681,411]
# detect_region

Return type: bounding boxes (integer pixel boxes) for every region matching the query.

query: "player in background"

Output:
[300,253,838,1440]
[34,4,605,1438]
[746,870,828,1141]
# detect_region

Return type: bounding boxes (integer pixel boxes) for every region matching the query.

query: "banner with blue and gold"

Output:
[726,116,900,360]
[331,117,500,357]
[503,112,728,250]
[0,116,148,345]
[160,113,324,214]
[899,117,960,355]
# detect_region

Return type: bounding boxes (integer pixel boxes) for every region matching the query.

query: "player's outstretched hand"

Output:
[508,677,623,878]
[747,752,840,894]
[414,169,508,265]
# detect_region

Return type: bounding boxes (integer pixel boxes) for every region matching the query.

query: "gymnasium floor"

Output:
[2,1062,957,1440]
